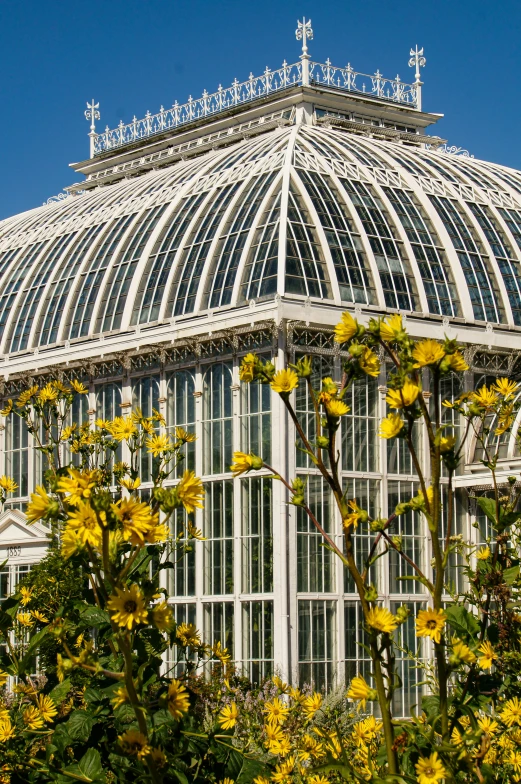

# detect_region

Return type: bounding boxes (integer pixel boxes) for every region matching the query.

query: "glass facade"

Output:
[0,119,518,712]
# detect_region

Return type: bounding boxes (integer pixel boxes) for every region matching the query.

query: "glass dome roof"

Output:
[2,123,521,356]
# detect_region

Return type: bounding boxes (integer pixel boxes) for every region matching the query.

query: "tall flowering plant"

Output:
[235,312,521,783]
[0,381,239,782]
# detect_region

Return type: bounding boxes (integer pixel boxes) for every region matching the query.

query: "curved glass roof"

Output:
[3,124,521,354]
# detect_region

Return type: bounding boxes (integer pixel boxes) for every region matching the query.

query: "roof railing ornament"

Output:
[89,26,421,156]
[296,17,313,85]
[85,99,100,159]
[408,45,426,111]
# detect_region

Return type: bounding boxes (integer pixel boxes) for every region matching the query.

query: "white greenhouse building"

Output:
[0,23,520,707]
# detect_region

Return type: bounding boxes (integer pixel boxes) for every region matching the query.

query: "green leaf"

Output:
[80,606,110,626]
[62,749,104,783]
[77,749,103,781]
[49,678,72,705]
[65,710,95,742]
[422,694,440,719]
[476,497,497,526]
[236,758,271,784]
[503,565,520,586]
[445,605,479,640]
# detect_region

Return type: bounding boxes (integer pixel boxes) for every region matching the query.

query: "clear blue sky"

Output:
[1,0,519,219]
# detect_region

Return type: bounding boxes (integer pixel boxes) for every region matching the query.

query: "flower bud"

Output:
[396,604,410,624]
[365,585,378,602]
[316,436,329,449]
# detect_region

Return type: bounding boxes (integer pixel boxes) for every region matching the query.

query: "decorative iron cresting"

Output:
[89,21,420,157]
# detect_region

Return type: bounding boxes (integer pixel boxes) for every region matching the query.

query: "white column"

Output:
[272,332,291,681]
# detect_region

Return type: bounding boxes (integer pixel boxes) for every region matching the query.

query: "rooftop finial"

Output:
[296,17,313,87]
[408,45,426,82]
[408,46,426,111]
[296,17,313,57]
[85,99,100,158]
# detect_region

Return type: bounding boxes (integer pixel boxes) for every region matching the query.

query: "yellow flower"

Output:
[343,499,365,531]
[378,412,404,439]
[71,379,88,394]
[451,637,476,664]
[0,670,8,688]
[415,751,446,784]
[58,468,97,505]
[347,675,376,711]
[307,777,328,784]
[175,427,196,443]
[146,434,172,456]
[37,383,59,404]
[167,679,190,719]
[120,476,141,491]
[478,641,497,669]
[0,718,15,742]
[510,750,521,774]
[111,497,157,546]
[477,715,498,735]
[272,676,289,694]
[379,313,403,342]
[494,378,519,399]
[151,601,174,632]
[19,587,33,606]
[17,385,39,408]
[23,705,44,730]
[386,379,420,409]
[366,607,398,634]
[351,716,382,746]
[439,435,456,452]
[107,584,148,630]
[36,694,57,722]
[263,697,289,725]
[412,339,445,367]
[302,692,322,718]
[16,612,34,627]
[60,425,77,442]
[0,399,13,417]
[61,528,84,559]
[212,641,231,663]
[444,351,469,372]
[325,399,350,418]
[149,748,167,768]
[111,685,129,709]
[177,471,204,513]
[230,451,263,477]
[334,311,358,344]
[31,610,48,624]
[0,476,17,494]
[26,485,53,524]
[118,730,151,759]
[416,608,446,644]
[264,721,284,746]
[359,347,380,377]
[270,369,299,395]
[270,736,291,757]
[176,623,201,647]
[218,702,238,730]
[107,416,137,441]
[477,546,490,561]
[66,501,102,548]
[472,385,499,409]
[239,353,257,382]
[187,521,205,540]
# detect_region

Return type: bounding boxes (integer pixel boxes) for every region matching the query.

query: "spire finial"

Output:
[408,45,426,83]
[295,17,313,57]
[408,46,426,110]
[85,99,100,158]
